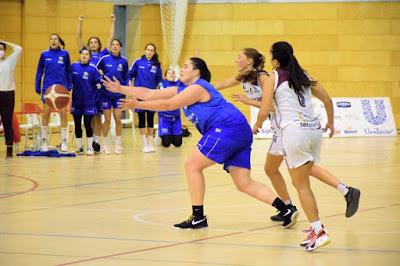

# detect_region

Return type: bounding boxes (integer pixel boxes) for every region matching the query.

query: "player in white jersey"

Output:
[216,48,361,226]
[254,41,360,251]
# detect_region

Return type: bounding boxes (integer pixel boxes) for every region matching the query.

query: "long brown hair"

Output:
[235,48,265,83]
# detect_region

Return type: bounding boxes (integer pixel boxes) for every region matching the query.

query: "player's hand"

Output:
[118,98,136,110]
[324,122,335,138]
[252,122,262,135]
[232,94,250,104]
[102,76,122,93]
[110,14,115,22]
[78,15,84,21]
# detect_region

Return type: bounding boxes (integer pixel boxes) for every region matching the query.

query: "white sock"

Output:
[141,135,147,145]
[61,127,68,142]
[41,126,48,141]
[115,136,121,145]
[283,199,292,206]
[102,136,109,145]
[94,135,100,144]
[337,182,349,196]
[76,138,82,148]
[310,220,323,234]
[147,135,153,145]
[87,137,93,150]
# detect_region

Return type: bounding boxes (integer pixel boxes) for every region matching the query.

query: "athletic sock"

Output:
[192,205,204,219]
[337,182,349,196]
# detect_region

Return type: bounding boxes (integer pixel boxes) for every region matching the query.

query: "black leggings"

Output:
[73,114,94,138]
[0,91,15,146]
[138,111,155,128]
[161,135,182,147]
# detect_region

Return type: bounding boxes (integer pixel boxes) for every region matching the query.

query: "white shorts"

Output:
[281,123,322,169]
[268,130,284,156]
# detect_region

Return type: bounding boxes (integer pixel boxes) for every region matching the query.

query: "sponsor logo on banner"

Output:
[361,99,386,125]
[344,126,358,134]
[337,101,351,108]
[364,127,395,135]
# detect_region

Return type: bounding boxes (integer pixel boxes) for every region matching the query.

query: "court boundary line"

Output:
[55,203,400,266]
[0,173,39,199]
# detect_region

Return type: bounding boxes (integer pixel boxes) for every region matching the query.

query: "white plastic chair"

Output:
[47,112,62,142]
[19,113,41,150]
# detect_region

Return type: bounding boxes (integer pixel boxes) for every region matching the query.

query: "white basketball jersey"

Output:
[273,69,320,130]
[241,71,268,101]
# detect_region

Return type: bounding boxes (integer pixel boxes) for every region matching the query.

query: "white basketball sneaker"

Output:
[305,228,331,251]
[60,141,68,153]
[102,144,111,155]
[114,144,123,154]
[41,140,49,152]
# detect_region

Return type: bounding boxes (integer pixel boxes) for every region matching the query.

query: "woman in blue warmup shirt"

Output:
[96,39,128,154]
[76,14,115,153]
[102,57,298,230]
[35,33,72,152]
[71,49,102,156]
[128,43,163,153]
[158,68,182,148]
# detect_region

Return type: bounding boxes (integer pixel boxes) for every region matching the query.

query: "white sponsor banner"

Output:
[250,106,274,139]
[316,97,397,137]
[250,97,397,138]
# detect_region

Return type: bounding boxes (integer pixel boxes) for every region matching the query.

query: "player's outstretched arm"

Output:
[214,77,240,90]
[119,84,207,112]
[102,76,178,100]
[76,15,85,51]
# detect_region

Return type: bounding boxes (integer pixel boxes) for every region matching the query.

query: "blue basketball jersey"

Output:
[178,79,249,135]
[159,79,180,117]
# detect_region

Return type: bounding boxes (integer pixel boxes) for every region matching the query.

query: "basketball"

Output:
[44,84,70,110]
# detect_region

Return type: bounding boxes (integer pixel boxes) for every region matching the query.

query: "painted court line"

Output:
[0,173,39,199]
[56,203,400,265]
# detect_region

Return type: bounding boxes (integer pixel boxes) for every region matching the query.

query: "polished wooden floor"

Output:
[0,129,399,266]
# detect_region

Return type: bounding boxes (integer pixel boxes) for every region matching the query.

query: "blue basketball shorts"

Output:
[196,125,253,172]
[158,116,182,136]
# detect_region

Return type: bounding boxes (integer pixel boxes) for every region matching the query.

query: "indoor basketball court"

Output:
[0,0,399,266]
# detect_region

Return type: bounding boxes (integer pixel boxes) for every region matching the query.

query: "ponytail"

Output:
[190,57,211,82]
[271,41,315,94]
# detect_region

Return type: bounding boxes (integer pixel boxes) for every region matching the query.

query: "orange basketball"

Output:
[44,84,70,110]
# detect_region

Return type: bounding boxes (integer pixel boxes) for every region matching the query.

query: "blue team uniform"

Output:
[80,48,110,111]
[96,54,129,109]
[35,48,72,102]
[70,62,102,116]
[158,80,182,136]
[80,47,109,66]
[128,57,163,112]
[179,79,253,171]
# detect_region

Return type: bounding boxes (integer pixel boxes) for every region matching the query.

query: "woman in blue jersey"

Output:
[71,49,102,156]
[128,43,163,153]
[76,14,115,153]
[102,57,298,230]
[158,68,182,148]
[35,33,72,152]
[216,48,360,224]
[96,39,128,154]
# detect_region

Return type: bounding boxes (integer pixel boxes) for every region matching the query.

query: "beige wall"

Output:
[1,1,399,127]
[133,2,400,127]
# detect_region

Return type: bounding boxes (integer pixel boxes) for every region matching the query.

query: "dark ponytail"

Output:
[271,41,315,94]
[142,43,160,66]
[190,57,211,82]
